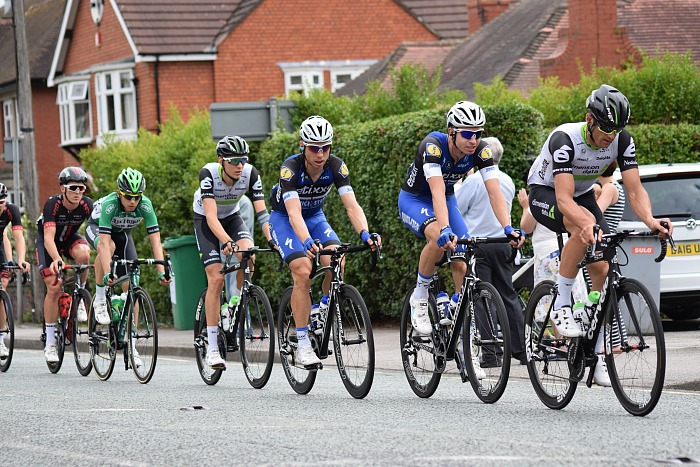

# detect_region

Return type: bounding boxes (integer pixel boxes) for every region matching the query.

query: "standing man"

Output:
[455,137,526,365]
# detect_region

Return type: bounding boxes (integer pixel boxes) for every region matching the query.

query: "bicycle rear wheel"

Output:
[525,280,577,410]
[90,296,116,381]
[0,290,14,372]
[239,285,275,389]
[399,288,440,398]
[72,288,93,376]
[193,288,225,386]
[47,318,66,374]
[129,288,158,384]
[277,286,317,394]
[463,281,511,403]
[607,278,665,417]
[333,284,375,399]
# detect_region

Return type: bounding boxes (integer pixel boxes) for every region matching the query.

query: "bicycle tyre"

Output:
[333,284,375,399]
[277,286,317,394]
[90,295,116,381]
[525,280,577,410]
[47,316,66,374]
[606,278,665,417]
[72,288,93,376]
[193,288,225,385]
[0,290,14,372]
[129,288,159,384]
[399,287,440,398]
[463,281,511,404]
[239,285,275,389]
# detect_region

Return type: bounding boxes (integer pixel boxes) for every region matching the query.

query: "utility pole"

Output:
[13,0,43,318]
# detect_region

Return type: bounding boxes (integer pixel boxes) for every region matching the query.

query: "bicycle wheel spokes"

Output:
[89,297,116,381]
[47,319,66,374]
[193,288,224,385]
[0,290,14,372]
[525,280,577,410]
[333,285,375,399]
[239,285,275,389]
[129,289,158,384]
[72,289,93,376]
[608,279,665,416]
[399,289,440,398]
[277,287,316,394]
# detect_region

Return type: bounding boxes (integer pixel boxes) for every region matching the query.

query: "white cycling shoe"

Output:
[551,305,585,338]
[77,301,88,322]
[594,354,611,387]
[409,296,432,336]
[44,344,59,363]
[93,299,111,325]
[296,345,321,366]
[205,348,226,370]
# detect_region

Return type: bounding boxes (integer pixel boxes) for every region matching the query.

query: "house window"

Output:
[3,99,17,138]
[57,81,92,145]
[331,69,366,92]
[94,69,137,142]
[285,71,323,96]
[279,60,376,97]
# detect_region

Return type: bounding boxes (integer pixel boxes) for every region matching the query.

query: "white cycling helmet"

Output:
[446,101,485,129]
[299,116,333,145]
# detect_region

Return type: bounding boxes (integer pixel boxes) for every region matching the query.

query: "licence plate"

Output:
[668,242,700,256]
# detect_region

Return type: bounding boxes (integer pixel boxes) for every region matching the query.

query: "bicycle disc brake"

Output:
[567,338,585,382]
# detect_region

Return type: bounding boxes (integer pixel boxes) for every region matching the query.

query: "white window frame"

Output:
[284,70,324,96]
[94,68,137,144]
[57,80,93,145]
[7,190,25,213]
[3,99,17,139]
[330,68,367,92]
[278,60,376,97]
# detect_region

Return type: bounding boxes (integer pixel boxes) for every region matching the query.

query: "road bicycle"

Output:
[277,239,380,399]
[400,236,515,403]
[89,256,171,384]
[0,263,29,372]
[193,247,276,388]
[525,225,671,416]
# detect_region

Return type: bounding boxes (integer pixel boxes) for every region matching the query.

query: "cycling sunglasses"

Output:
[119,190,142,201]
[65,184,87,193]
[305,144,331,153]
[458,129,483,140]
[221,156,248,166]
[596,121,623,135]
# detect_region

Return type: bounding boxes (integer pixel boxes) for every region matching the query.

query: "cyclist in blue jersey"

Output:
[269,116,380,366]
[399,101,522,336]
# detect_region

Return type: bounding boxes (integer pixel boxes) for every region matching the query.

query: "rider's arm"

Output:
[202,198,233,245]
[483,177,512,229]
[3,227,11,261]
[339,192,370,235]
[97,233,113,281]
[620,168,656,228]
[517,189,536,235]
[251,199,272,242]
[11,226,26,266]
[42,224,62,265]
[147,231,168,280]
[554,173,594,232]
[428,175,450,229]
[283,197,312,243]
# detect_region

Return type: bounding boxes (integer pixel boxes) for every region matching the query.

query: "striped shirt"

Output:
[604,180,625,233]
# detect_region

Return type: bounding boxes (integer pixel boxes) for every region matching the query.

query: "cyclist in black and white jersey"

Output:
[526,85,672,347]
[193,135,274,369]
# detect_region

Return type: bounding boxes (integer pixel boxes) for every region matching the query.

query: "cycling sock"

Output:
[413,271,432,301]
[45,324,56,346]
[595,328,604,354]
[96,285,106,301]
[296,327,310,346]
[207,326,218,353]
[554,275,576,309]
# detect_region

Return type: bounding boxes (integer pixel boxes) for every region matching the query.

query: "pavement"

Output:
[10,322,700,388]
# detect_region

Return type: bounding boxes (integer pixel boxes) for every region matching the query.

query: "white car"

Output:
[616,163,700,320]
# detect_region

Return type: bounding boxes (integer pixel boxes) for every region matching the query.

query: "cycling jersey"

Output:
[89,192,159,235]
[0,203,23,232]
[193,162,265,218]
[269,153,353,217]
[527,122,638,197]
[401,131,497,197]
[36,195,93,242]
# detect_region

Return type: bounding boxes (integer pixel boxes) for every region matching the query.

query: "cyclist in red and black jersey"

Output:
[35,167,93,363]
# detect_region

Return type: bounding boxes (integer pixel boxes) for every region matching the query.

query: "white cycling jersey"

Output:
[192,162,264,218]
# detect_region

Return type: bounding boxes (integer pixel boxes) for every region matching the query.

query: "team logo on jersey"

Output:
[280,166,293,181]
[339,163,349,178]
[253,177,263,190]
[106,204,116,214]
[478,147,493,161]
[200,176,213,190]
[141,203,152,213]
[426,143,441,157]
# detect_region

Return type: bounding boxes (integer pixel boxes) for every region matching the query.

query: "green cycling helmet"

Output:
[117,167,146,194]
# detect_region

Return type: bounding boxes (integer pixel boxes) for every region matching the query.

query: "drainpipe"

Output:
[155,55,161,134]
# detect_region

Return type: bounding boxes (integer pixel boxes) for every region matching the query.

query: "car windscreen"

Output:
[621,173,700,221]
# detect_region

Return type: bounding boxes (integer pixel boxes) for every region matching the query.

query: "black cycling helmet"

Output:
[0,183,7,198]
[586,84,630,132]
[117,167,146,194]
[58,166,88,185]
[216,135,250,158]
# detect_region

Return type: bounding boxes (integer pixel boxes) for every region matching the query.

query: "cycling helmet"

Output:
[586,84,630,131]
[299,116,333,145]
[216,135,249,157]
[117,167,145,194]
[447,101,485,129]
[0,183,7,197]
[58,166,88,185]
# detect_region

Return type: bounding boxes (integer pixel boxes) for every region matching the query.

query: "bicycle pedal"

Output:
[303,362,322,371]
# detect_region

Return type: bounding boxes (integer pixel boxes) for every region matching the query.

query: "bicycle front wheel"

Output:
[128,288,158,384]
[47,317,66,374]
[89,295,116,381]
[0,290,14,372]
[399,288,440,398]
[333,285,375,399]
[525,280,577,410]
[463,281,511,403]
[239,285,275,389]
[72,288,93,376]
[193,288,225,386]
[607,278,665,417]
[277,286,317,394]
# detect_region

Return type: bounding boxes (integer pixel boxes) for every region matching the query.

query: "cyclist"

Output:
[269,116,380,367]
[526,84,672,355]
[87,168,170,367]
[398,101,522,336]
[36,167,93,363]
[0,183,30,357]
[193,135,274,370]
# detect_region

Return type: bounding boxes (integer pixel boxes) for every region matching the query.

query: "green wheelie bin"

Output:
[163,235,206,330]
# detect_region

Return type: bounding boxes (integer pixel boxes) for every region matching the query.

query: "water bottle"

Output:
[59,293,72,319]
[449,293,460,319]
[111,293,126,322]
[310,303,323,335]
[220,296,239,332]
[573,291,600,333]
[436,291,452,325]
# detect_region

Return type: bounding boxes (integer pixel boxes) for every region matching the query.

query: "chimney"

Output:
[467,0,511,35]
